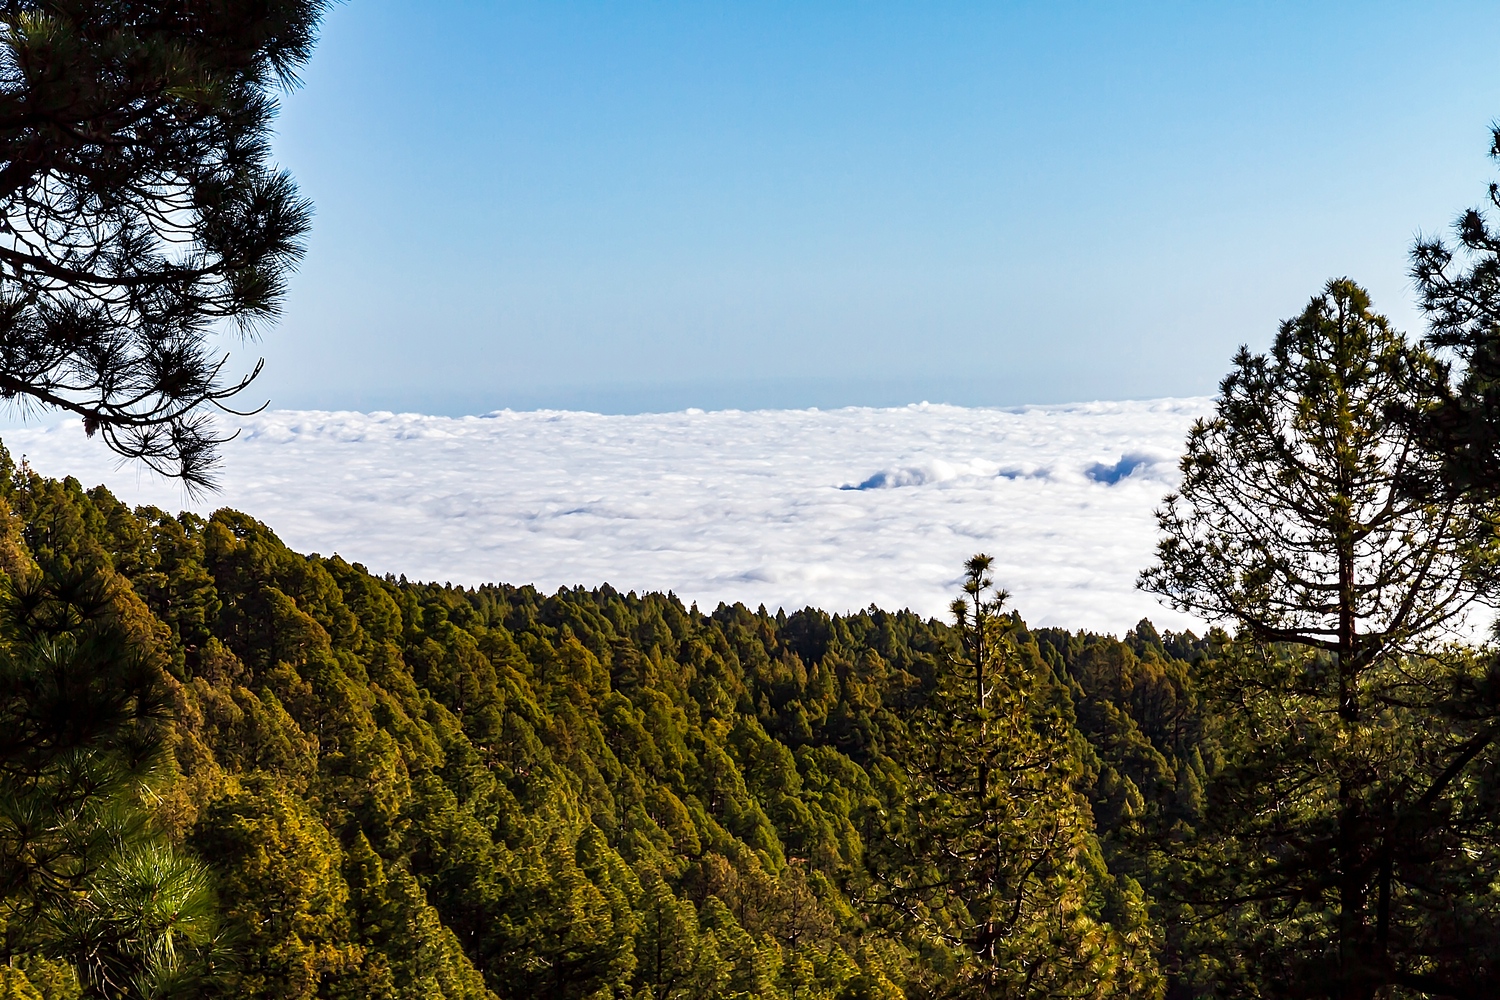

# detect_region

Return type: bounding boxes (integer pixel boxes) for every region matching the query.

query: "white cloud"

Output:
[0,398,1214,634]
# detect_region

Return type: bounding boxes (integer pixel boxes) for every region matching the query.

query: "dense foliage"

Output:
[0,449,1208,999]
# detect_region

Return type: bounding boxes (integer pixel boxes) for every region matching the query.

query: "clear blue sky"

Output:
[246,1,1500,414]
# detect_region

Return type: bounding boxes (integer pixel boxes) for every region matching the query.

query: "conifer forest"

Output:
[6,2,1500,998]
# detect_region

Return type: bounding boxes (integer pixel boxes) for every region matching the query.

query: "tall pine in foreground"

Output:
[1142,279,1500,999]
[873,555,1162,999]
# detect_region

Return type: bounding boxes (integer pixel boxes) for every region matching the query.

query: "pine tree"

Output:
[873,556,1161,999]
[1141,279,1500,998]
[0,0,326,486]
[1408,125,1500,500]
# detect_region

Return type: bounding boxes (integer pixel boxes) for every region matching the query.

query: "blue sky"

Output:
[245,1,1500,414]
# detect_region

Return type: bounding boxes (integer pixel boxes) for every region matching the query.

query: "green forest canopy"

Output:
[7,3,1500,997]
[3,281,1500,1000]
[0,446,1202,1000]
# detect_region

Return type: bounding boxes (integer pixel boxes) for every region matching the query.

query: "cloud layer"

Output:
[0,398,1212,633]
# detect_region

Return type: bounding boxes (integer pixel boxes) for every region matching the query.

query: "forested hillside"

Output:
[10,279,1494,1000]
[11,5,1500,999]
[0,451,1198,999]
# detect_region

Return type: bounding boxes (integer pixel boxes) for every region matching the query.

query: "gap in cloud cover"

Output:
[1086,451,1176,485]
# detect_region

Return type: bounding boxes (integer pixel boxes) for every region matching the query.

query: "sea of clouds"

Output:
[0,398,1215,634]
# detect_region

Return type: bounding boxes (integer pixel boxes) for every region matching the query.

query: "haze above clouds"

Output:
[256,2,1500,415]
[2,399,1211,633]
